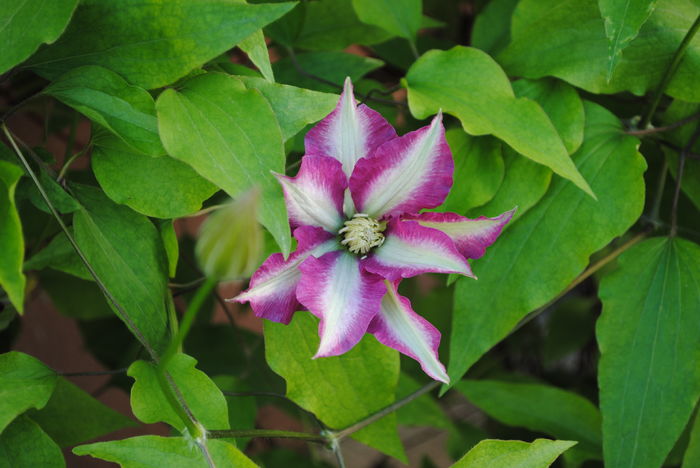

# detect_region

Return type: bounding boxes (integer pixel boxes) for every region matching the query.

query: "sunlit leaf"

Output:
[453,438,576,468]
[0,160,25,313]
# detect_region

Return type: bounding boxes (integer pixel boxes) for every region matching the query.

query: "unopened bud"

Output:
[195,190,263,280]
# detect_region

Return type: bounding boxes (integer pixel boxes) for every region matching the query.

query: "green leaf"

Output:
[44,66,164,156]
[293,0,392,50]
[453,439,576,468]
[30,378,135,447]
[0,416,64,468]
[405,46,593,197]
[238,76,337,141]
[456,379,601,460]
[448,101,646,386]
[156,72,290,255]
[397,373,455,432]
[74,436,257,468]
[92,132,217,219]
[0,160,26,313]
[26,0,296,89]
[72,185,169,351]
[440,131,504,214]
[24,232,91,281]
[0,0,78,74]
[466,148,552,224]
[128,353,229,431]
[40,270,113,320]
[597,237,700,468]
[599,0,659,78]
[471,0,519,55]
[512,78,585,155]
[683,410,700,468]
[264,313,406,461]
[25,170,80,214]
[273,51,384,93]
[352,0,422,41]
[499,0,700,102]
[0,352,57,433]
[239,30,275,83]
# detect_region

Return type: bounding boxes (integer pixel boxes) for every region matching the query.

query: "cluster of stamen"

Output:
[339,213,386,255]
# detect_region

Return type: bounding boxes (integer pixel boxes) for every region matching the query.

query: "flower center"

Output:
[338,213,386,255]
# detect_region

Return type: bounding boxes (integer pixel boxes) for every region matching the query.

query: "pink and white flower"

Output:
[233,79,513,383]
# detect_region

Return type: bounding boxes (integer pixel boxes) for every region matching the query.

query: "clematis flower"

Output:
[233,78,513,383]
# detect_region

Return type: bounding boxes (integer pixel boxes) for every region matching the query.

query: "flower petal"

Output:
[362,219,474,280]
[350,112,453,218]
[274,155,347,232]
[369,281,449,383]
[305,77,397,177]
[297,250,386,357]
[403,209,515,259]
[231,227,338,324]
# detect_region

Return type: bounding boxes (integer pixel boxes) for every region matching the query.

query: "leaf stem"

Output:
[159,276,218,370]
[649,158,668,227]
[670,124,700,236]
[640,13,700,129]
[333,381,439,439]
[208,429,327,443]
[628,111,700,136]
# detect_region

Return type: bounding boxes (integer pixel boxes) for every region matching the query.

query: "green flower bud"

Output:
[195,190,263,280]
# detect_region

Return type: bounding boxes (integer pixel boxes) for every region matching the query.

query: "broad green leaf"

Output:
[294,0,392,50]
[273,51,384,93]
[683,411,700,468]
[24,232,91,281]
[237,76,337,141]
[0,0,78,74]
[74,436,256,468]
[44,66,164,156]
[128,353,229,431]
[156,72,290,255]
[597,237,700,468]
[397,374,455,432]
[26,0,295,89]
[599,0,659,77]
[0,160,25,313]
[467,148,552,224]
[92,132,217,219]
[512,78,585,155]
[30,378,135,447]
[499,0,700,102]
[406,46,593,197]
[0,416,64,468]
[471,0,519,55]
[457,379,602,460]
[453,439,576,468]
[0,352,57,433]
[448,101,646,386]
[72,185,169,351]
[440,131,504,214]
[352,0,422,41]
[265,313,406,461]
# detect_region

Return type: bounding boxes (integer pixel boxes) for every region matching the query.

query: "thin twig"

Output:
[649,158,668,227]
[333,381,439,439]
[208,429,327,443]
[640,14,700,129]
[671,124,700,236]
[628,111,700,136]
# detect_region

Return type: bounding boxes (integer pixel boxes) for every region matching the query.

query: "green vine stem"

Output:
[208,429,327,443]
[640,13,700,129]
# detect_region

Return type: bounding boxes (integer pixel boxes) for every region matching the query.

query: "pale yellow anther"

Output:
[339,213,386,255]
